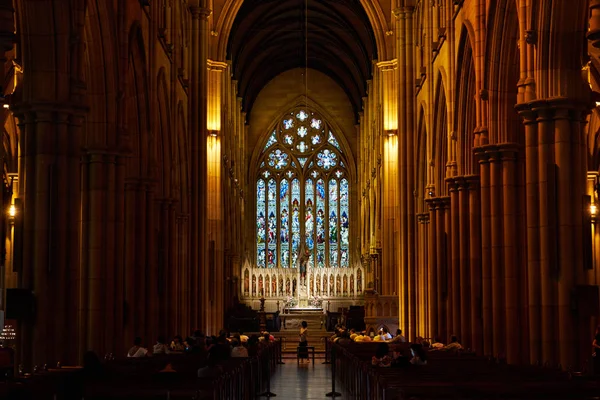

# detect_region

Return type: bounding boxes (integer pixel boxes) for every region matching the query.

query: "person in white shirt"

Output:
[153,336,171,355]
[230,340,249,358]
[127,337,148,358]
[382,327,393,340]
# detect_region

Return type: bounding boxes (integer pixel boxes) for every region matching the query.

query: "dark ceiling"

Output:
[227,0,377,122]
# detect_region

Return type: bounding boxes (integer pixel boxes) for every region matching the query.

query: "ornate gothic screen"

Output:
[244,108,363,304]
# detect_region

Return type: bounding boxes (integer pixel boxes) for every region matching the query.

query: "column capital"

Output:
[496,143,520,161]
[376,59,397,71]
[515,97,593,122]
[393,7,414,18]
[207,59,228,71]
[445,177,459,193]
[464,175,480,191]
[417,213,430,224]
[190,6,212,20]
[474,146,491,164]
[11,101,89,118]
[439,196,451,209]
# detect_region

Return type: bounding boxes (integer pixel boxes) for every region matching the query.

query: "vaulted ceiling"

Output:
[227,0,377,122]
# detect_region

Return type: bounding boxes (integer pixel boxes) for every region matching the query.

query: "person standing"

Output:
[298,321,309,362]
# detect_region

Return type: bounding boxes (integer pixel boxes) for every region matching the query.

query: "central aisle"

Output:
[267,361,349,399]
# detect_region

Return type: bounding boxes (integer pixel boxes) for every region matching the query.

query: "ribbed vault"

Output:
[227,0,377,121]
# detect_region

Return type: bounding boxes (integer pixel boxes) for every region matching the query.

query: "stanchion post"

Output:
[325,344,341,397]
[259,344,277,398]
[277,338,285,364]
[322,336,331,364]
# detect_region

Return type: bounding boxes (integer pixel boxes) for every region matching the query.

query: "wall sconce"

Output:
[386,130,397,137]
[208,130,219,137]
[7,202,17,225]
[591,203,598,221]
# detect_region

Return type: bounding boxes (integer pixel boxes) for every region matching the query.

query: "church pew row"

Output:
[0,341,280,400]
[331,343,599,400]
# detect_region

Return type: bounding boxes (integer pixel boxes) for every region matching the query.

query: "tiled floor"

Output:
[265,360,349,399]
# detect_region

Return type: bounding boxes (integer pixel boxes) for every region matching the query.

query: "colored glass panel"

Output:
[298,157,308,167]
[311,118,322,130]
[317,149,337,170]
[291,179,301,268]
[340,178,349,267]
[256,179,266,268]
[316,179,326,268]
[329,179,338,267]
[328,131,340,149]
[267,179,277,268]
[283,119,294,129]
[305,179,315,268]
[265,131,277,150]
[296,110,308,121]
[280,179,290,268]
[268,149,289,169]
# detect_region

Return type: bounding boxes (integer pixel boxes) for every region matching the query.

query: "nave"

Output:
[269,362,348,400]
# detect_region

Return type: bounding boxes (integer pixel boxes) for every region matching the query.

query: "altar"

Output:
[280,307,326,331]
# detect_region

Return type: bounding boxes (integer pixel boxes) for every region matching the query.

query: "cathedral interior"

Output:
[0,0,598,379]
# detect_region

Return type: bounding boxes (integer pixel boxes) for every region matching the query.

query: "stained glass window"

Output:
[340,178,350,267]
[256,108,350,270]
[280,179,290,268]
[257,179,266,267]
[316,179,326,268]
[267,179,277,268]
[329,180,338,267]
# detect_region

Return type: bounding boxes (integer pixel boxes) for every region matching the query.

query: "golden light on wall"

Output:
[378,60,398,131]
[207,60,228,132]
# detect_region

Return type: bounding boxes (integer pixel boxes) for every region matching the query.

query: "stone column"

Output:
[488,146,505,358]
[466,175,482,354]
[434,197,450,341]
[457,177,471,348]
[535,103,558,366]
[517,106,541,364]
[15,106,83,367]
[443,197,451,341]
[189,4,212,330]
[499,143,521,364]
[517,98,591,369]
[426,199,438,339]
[447,178,460,338]
[475,148,493,356]
[417,213,430,336]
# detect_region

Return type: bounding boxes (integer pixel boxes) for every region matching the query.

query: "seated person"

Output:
[127,337,148,358]
[389,329,406,343]
[391,348,411,368]
[239,331,249,343]
[170,335,186,352]
[153,335,171,355]
[409,343,428,365]
[431,337,445,349]
[336,330,353,346]
[230,340,249,358]
[349,329,358,341]
[372,342,392,367]
[443,335,462,351]
[381,327,393,340]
